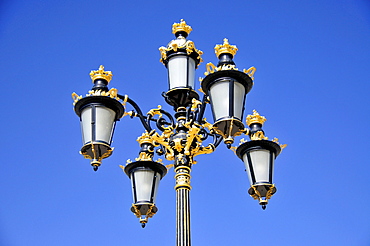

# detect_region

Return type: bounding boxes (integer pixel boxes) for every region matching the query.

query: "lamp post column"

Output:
[174,159,192,246]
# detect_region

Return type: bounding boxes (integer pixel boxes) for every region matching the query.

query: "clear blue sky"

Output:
[1,0,370,245]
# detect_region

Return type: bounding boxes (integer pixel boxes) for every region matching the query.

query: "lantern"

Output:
[201,39,253,146]
[236,140,281,209]
[73,66,124,171]
[159,19,203,109]
[124,161,167,227]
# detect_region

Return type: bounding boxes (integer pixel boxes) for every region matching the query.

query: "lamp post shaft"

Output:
[175,165,192,246]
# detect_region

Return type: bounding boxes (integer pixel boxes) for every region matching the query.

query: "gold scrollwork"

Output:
[166,164,174,169]
[250,131,268,141]
[150,131,175,161]
[249,185,275,203]
[243,67,256,81]
[183,126,201,155]
[272,138,287,150]
[190,98,202,112]
[71,92,82,105]
[192,144,215,157]
[147,105,162,118]
[203,62,239,76]
[135,152,152,161]
[131,204,156,220]
[201,118,213,131]
[159,41,203,65]
[75,89,127,110]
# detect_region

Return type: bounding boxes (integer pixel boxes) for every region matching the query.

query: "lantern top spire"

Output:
[172,19,192,35]
[246,110,267,126]
[90,65,113,83]
[214,38,238,58]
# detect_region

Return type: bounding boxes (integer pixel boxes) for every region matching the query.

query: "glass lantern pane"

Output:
[167,55,196,89]
[80,106,92,144]
[233,81,246,120]
[242,149,273,185]
[95,106,116,144]
[132,169,156,203]
[152,173,161,203]
[209,80,229,121]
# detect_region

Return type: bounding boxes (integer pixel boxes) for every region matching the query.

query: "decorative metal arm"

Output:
[118,94,176,134]
[196,94,209,124]
[117,94,152,132]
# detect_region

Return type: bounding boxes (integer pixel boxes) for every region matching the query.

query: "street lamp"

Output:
[72,19,286,244]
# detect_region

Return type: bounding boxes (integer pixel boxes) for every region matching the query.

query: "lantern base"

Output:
[212,118,245,146]
[80,142,113,166]
[90,159,101,171]
[131,203,158,228]
[248,184,277,210]
[163,88,199,110]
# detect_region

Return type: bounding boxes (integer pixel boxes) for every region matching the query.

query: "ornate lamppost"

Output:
[72,19,286,246]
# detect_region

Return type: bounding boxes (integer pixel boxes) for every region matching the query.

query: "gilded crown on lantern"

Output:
[214,38,238,58]
[246,110,267,126]
[172,19,192,35]
[90,65,113,83]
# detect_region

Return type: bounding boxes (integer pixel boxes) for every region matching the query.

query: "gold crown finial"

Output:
[246,110,267,126]
[89,65,113,83]
[214,38,238,57]
[172,19,192,35]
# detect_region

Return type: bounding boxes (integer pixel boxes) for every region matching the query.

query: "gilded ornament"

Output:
[201,119,213,131]
[172,19,192,35]
[183,126,201,155]
[166,164,174,169]
[191,144,215,157]
[212,118,245,141]
[72,88,126,109]
[173,138,184,152]
[203,62,239,76]
[159,41,203,65]
[71,92,82,104]
[243,67,256,81]
[272,138,287,150]
[174,166,192,190]
[250,131,268,141]
[80,145,113,161]
[246,110,266,126]
[229,146,237,155]
[131,203,156,220]
[147,105,163,117]
[214,38,238,57]
[159,21,203,66]
[90,65,113,83]
[150,131,175,161]
[136,131,156,145]
[135,152,153,161]
[190,98,202,113]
